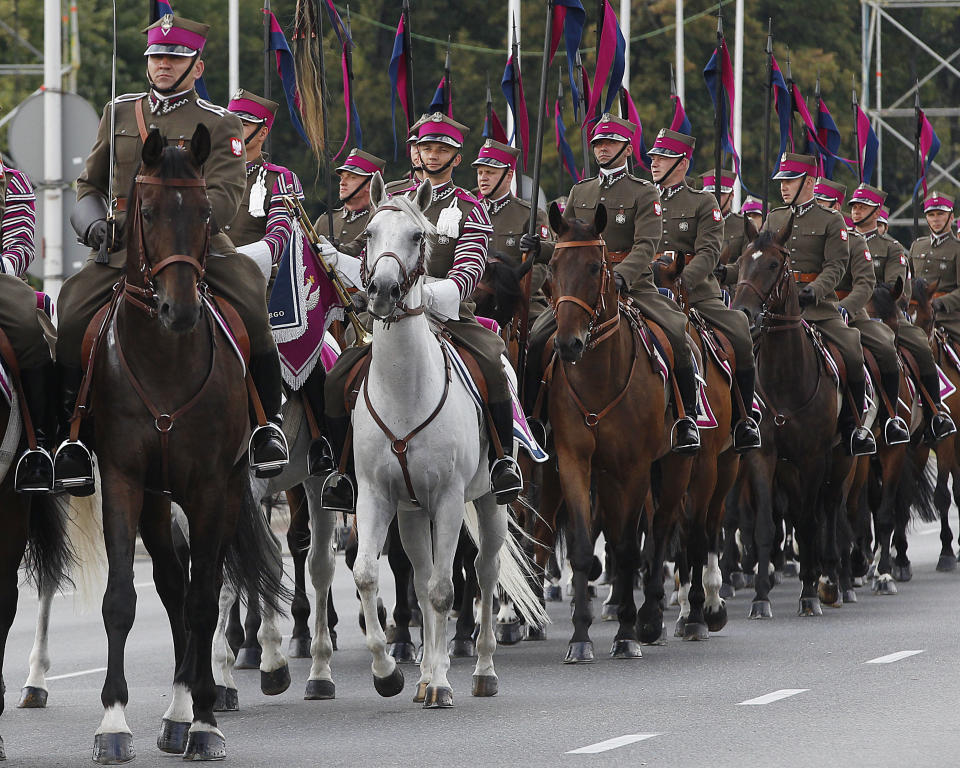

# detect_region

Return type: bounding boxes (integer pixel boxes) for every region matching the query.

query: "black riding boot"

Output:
[732,367,761,453]
[672,365,701,455]
[321,414,355,514]
[921,373,957,442]
[488,400,523,504]
[880,370,909,445]
[53,363,95,496]
[301,367,335,477]
[248,352,289,478]
[840,379,876,456]
[15,363,56,493]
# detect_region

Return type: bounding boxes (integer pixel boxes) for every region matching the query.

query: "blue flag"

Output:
[770,57,792,172]
[264,11,310,146]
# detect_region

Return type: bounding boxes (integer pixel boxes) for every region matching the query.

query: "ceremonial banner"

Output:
[264,10,310,146]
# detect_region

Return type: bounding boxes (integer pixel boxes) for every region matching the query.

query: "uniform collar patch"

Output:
[149,89,190,115]
[792,198,816,217]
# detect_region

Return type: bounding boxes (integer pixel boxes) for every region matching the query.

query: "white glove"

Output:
[316,236,362,289]
[236,240,273,283]
[422,277,461,321]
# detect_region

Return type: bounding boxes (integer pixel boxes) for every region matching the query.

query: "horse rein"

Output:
[735,245,801,333]
[361,204,427,325]
[126,172,210,318]
[551,238,621,349]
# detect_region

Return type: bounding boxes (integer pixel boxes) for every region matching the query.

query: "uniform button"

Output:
[224,225,231,231]
[600,197,605,201]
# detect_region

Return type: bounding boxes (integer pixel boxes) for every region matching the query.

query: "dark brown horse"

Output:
[545,203,692,661]
[87,126,286,763]
[653,255,739,639]
[731,218,853,618]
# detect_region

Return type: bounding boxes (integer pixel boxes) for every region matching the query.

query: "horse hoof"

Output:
[892,563,913,582]
[719,583,735,599]
[544,585,562,602]
[600,604,619,622]
[212,686,238,712]
[423,685,454,709]
[798,597,822,617]
[683,622,709,641]
[782,561,799,578]
[937,554,958,572]
[524,625,547,641]
[17,685,48,708]
[413,681,428,704]
[637,620,665,645]
[260,664,291,696]
[705,603,728,632]
[749,600,773,619]
[495,620,523,645]
[287,634,311,659]
[729,572,747,590]
[472,675,499,697]
[872,576,898,595]
[448,638,476,658]
[92,732,135,764]
[674,615,686,638]
[233,647,261,670]
[818,580,840,606]
[388,641,419,664]
[563,641,595,664]
[157,718,191,754]
[182,730,226,761]
[304,679,335,700]
[373,666,404,698]
[842,589,858,604]
[610,639,642,659]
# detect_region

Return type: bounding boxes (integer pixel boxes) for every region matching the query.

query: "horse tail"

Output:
[223,475,292,617]
[463,501,551,629]
[897,451,938,525]
[23,494,74,599]
[63,487,108,612]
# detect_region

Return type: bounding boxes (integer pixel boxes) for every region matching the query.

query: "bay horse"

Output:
[731,217,853,618]
[545,203,692,661]
[350,174,546,708]
[653,255,738,640]
[85,126,287,762]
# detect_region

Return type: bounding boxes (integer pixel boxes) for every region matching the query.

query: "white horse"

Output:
[350,175,546,708]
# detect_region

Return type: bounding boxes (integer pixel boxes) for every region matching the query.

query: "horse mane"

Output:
[871,281,900,322]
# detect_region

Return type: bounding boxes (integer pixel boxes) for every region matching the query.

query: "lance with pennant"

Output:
[762,19,773,217]
[913,83,920,239]
[713,5,724,212]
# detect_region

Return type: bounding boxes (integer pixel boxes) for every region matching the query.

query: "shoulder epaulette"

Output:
[573,175,597,186]
[627,173,651,185]
[512,197,532,210]
[112,92,147,105]
[196,98,228,116]
[453,186,482,205]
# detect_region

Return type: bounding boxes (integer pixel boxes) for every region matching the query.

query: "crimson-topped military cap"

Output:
[772,153,817,180]
[850,183,885,208]
[590,113,636,144]
[701,171,735,194]
[143,15,209,57]
[471,139,519,170]
[228,89,278,129]
[924,190,954,212]
[416,113,470,148]
[878,207,889,224]
[407,114,429,145]
[741,196,763,215]
[649,129,695,159]
[335,149,386,177]
[814,178,847,204]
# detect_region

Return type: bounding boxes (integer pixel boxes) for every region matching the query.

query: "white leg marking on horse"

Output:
[736,689,808,705]
[162,683,192,722]
[703,553,723,611]
[95,704,132,735]
[23,589,53,690]
[567,734,662,754]
[472,496,505,680]
[306,481,337,684]
[212,582,237,690]
[677,583,691,619]
[864,650,923,664]
[187,722,225,738]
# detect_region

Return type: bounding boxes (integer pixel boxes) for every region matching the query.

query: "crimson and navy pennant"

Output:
[620,88,650,172]
[916,108,941,196]
[150,1,209,100]
[321,0,362,159]
[555,98,580,183]
[855,103,879,184]
[549,0,586,114]
[670,93,691,135]
[263,10,310,147]
[501,56,530,170]
[388,13,413,158]
[429,76,451,115]
[585,0,626,122]
[770,56,792,171]
[703,38,742,177]
[816,97,844,179]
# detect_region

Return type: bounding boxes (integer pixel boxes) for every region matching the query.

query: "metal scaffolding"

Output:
[861,0,960,227]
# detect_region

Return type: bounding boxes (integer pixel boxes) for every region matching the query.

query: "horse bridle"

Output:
[361,204,427,325]
[125,173,210,317]
[734,244,800,332]
[550,238,620,348]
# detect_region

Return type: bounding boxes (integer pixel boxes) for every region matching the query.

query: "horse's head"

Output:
[911,276,939,334]
[867,276,904,334]
[472,253,532,328]
[547,201,615,363]
[730,213,795,330]
[652,250,687,311]
[129,125,211,333]
[362,173,435,322]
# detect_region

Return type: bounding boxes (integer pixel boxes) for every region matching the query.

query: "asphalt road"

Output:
[3,511,959,768]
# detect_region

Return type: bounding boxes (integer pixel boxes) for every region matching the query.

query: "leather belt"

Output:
[608,250,629,264]
[794,271,818,283]
[655,250,695,265]
[835,289,850,299]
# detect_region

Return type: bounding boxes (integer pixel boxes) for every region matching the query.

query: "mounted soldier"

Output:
[526,115,701,454]
[877,207,890,238]
[0,157,57,493]
[317,149,386,257]
[385,115,427,196]
[701,169,746,262]
[320,112,523,510]
[815,179,908,445]
[908,191,960,439]
[224,89,304,292]
[763,153,876,456]
[651,130,759,452]
[57,14,289,493]
[472,138,553,323]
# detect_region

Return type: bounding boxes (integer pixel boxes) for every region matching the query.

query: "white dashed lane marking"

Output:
[865,650,924,664]
[566,734,662,754]
[736,689,808,706]
[47,666,107,681]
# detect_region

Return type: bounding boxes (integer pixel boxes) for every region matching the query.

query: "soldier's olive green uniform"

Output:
[763,201,864,388]
[658,182,753,373]
[59,90,273,369]
[838,229,899,377]
[385,177,419,196]
[316,207,370,258]
[226,164,283,247]
[722,211,749,265]
[910,230,960,347]
[527,170,693,405]
[486,194,553,320]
